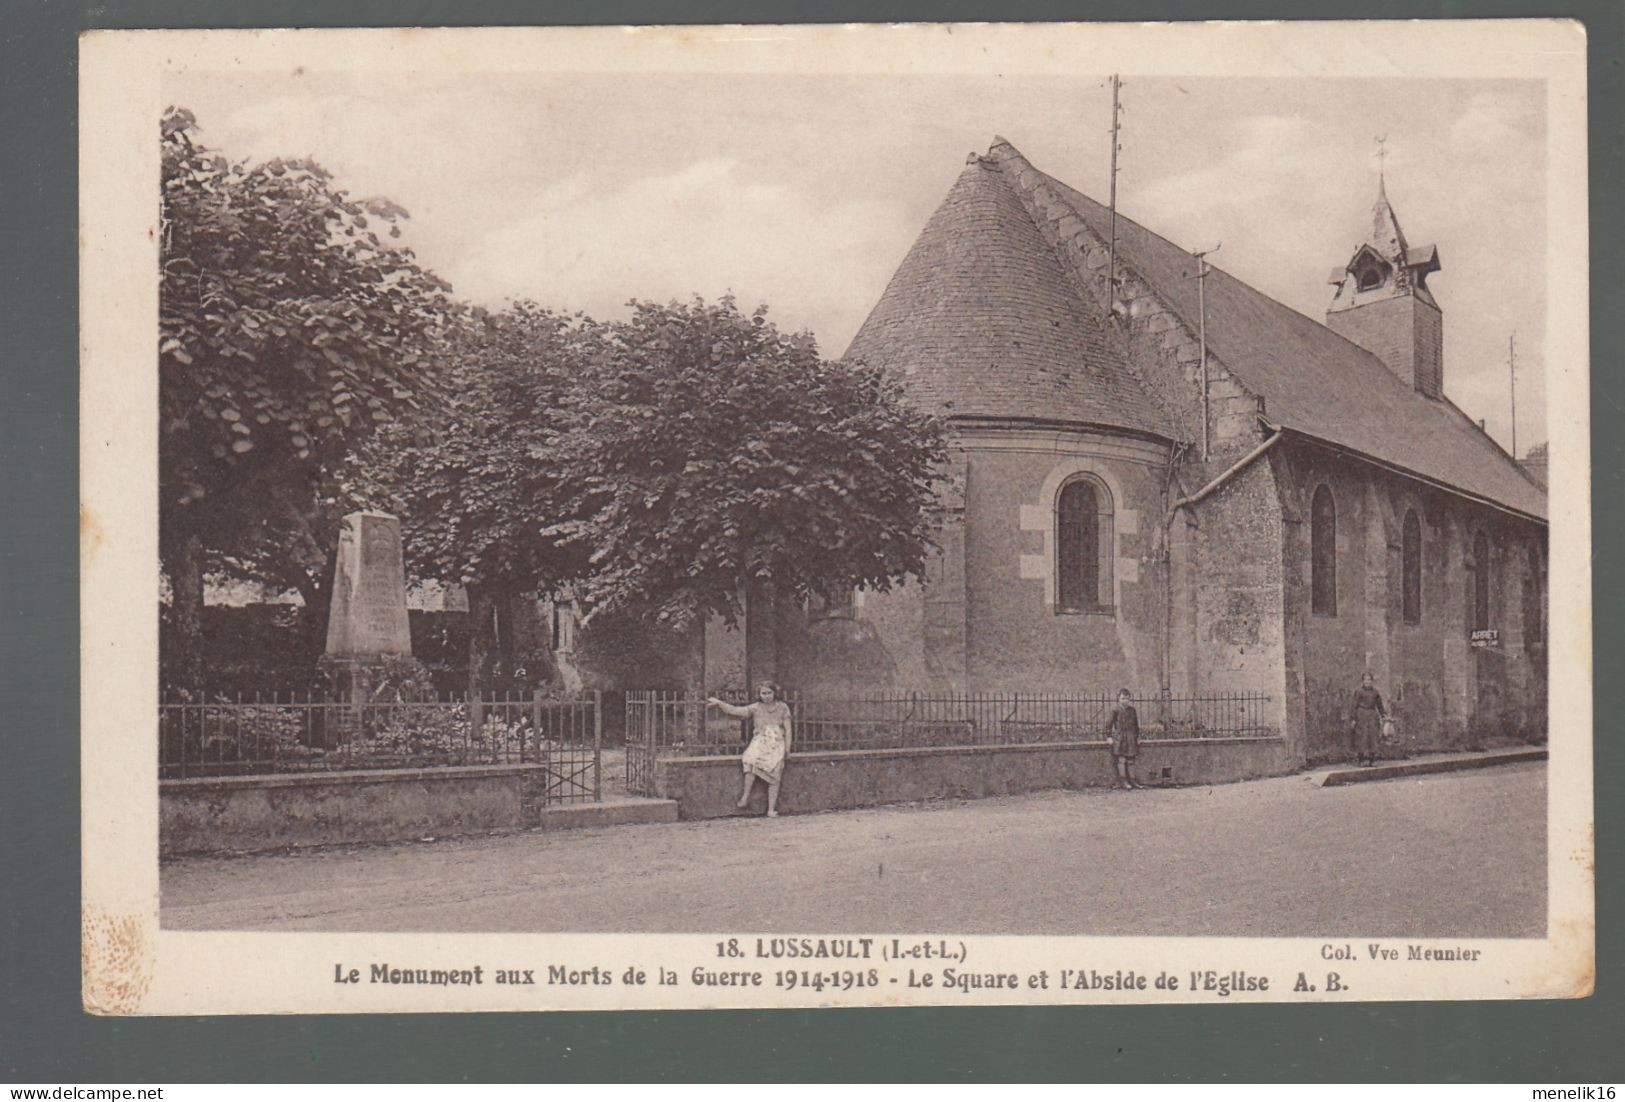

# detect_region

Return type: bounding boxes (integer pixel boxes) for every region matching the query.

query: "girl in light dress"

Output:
[706,682,792,817]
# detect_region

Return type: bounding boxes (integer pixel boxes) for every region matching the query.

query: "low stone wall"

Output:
[653,738,1292,820]
[160,763,555,857]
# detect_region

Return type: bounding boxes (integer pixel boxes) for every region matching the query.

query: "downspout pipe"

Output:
[1167,426,1284,519]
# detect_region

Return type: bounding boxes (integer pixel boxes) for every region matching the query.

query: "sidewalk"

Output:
[1311,746,1546,787]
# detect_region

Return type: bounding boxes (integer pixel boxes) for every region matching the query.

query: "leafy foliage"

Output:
[354,302,599,596]
[160,105,458,526]
[159,105,461,685]
[351,302,602,695]
[557,296,947,629]
[158,108,945,695]
[358,704,532,766]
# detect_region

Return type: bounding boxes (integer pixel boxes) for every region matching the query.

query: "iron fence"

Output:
[160,691,602,803]
[624,689,1272,795]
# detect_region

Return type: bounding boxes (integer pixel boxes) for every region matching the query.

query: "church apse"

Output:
[960,434,1168,693]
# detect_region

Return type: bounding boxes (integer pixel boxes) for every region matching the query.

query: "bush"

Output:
[349,702,533,766]
[160,696,324,777]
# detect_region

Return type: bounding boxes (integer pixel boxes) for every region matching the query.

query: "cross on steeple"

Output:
[1375,133,1390,179]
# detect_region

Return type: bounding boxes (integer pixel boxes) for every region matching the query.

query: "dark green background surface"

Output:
[4,0,1620,1082]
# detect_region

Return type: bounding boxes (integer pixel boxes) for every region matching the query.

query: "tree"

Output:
[354,303,602,697]
[208,465,348,660]
[558,295,947,690]
[159,106,460,688]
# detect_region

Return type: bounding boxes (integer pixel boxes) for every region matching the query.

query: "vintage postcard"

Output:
[80,21,1592,1014]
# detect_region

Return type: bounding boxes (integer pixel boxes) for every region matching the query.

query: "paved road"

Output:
[162,764,1546,937]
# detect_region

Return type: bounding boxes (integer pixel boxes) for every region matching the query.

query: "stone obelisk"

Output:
[324,511,412,705]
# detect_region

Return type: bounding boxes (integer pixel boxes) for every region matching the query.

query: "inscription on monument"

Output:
[324,511,413,658]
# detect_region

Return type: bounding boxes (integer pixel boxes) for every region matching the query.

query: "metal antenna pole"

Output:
[1509,332,1518,458]
[1108,74,1121,312]
[1192,244,1221,462]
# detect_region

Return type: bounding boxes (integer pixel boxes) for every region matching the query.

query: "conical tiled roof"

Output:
[843,154,1175,440]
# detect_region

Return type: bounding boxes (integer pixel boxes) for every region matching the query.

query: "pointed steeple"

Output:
[1326,175,1444,399]
[1367,176,1410,259]
[1333,177,1439,305]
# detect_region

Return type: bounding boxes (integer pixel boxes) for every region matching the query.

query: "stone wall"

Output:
[1273,440,1546,765]
[160,764,556,856]
[847,427,1172,694]
[1276,444,1375,763]
[1171,454,1294,752]
[963,430,1167,691]
[652,737,1294,820]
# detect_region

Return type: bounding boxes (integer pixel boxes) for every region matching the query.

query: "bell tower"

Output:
[1326,177,1443,399]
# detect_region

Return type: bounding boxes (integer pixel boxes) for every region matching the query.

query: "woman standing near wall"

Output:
[707,683,793,817]
[1350,672,1387,767]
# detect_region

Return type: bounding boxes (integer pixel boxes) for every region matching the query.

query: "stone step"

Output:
[1315,748,1546,787]
[531,796,680,831]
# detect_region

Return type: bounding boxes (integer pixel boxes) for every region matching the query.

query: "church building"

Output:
[789,137,1547,767]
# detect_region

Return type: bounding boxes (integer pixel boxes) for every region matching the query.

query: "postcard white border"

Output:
[80,20,1593,1014]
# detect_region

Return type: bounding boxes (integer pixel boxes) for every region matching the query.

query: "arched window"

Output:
[1056,476,1113,612]
[1472,531,1491,632]
[1311,485,1337,616]
[1523,545,1544,649]
[1402,509,1423,624]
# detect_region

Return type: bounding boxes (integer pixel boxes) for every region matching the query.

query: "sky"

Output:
[166,69,1549,455]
